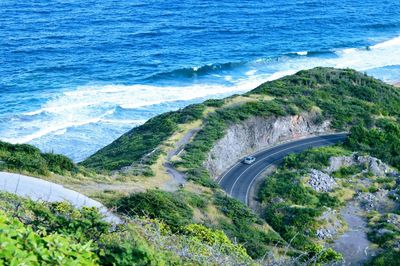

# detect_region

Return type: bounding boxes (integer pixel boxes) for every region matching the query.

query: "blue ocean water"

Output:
[1,0,400,161]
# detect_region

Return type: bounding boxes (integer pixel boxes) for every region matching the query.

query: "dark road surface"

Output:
[218,133,348,205]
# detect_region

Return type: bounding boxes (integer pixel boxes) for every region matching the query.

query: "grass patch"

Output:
[81,104,205,170]
[0,141,80,177]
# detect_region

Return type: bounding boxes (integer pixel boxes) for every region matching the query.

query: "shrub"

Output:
[99,224,174,266]
[0,210,99,265]
[368,249,400,266]
[0,141,77,176]
[182,224,251,261]
[0,192,179,265]
[42,153,76,174]
[304,243,343,264]
[346,121,400,170]
[115,190,193,229]
[214,192,283,258]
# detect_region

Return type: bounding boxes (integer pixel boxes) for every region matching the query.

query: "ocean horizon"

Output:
[1,0,400,161]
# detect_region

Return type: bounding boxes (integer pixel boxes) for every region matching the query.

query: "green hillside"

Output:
[2,67,400,264]
[82,67,400,176]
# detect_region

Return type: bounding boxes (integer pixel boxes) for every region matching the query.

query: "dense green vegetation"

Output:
[0,192,169,265]
[0,141,77,176]
[113,189,283,259]
[81,104,205,170]
[213,192,283,258]
[0,210,98,265]
[346,120,400,169]
[4,68,400,264]
[115,189,195,229]
[253,68,400,128]
[366,212,400,266]
[284,145,351,171]
[257,147,351,263]
[0,192,254,265]
[259,169,341,247]
[368,250,400,266]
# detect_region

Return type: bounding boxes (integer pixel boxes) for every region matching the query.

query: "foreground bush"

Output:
[115,189,193,229]
[0,210,98,265]
[1,192,253,265]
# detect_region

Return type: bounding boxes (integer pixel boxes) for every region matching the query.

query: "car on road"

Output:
[243,156,256,165]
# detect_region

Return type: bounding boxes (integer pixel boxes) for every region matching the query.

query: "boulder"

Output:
[308,169,337,192]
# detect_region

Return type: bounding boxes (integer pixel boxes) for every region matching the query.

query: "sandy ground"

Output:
[332,202,377,265]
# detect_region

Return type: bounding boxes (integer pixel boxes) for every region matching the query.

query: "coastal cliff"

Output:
[205,111,331,178]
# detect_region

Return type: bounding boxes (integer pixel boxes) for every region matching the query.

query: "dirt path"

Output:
[332,202,376,265]
[162,128,200,191]
[163,162,186,191]
[166,128,200,160]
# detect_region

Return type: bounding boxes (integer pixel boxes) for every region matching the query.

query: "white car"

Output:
[243,156,256,165]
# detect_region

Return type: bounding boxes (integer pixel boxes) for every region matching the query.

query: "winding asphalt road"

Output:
[218,133,348,205]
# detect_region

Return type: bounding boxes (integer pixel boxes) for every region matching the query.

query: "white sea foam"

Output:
[224,75,233,81]
[3,116,103,144]
[296,51,308,56]
[7,35,400,146]
[371,36,400,49]
[6,80,258,144]
[245,69,257,76]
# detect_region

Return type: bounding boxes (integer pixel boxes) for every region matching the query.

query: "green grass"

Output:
[366,212,400,265]
[81,104,205,171]
[0,192,253,265]
[0,141,78,176]
[283,145,351,171]
[258,168,341,249]
[345,119,400,170]
[112,189,283,259]
[332,165,364,178]
[213,192,283,258]
[114,189,195,230]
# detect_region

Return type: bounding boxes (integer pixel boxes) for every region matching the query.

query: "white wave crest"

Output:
[5,35,400,146]
[296,51,308,56]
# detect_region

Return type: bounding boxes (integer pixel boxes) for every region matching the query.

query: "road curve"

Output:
[0,172,121,224]
[218,133,348,205]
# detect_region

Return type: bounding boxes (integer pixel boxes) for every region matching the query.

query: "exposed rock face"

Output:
[355,190,398,213]
[326,153,396,177]
[316,208,342,240]
[358,156,393,177]
[316,228,335,240]
[325,156,355,173]
[308,169,337,192]
[204,112,331,179]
